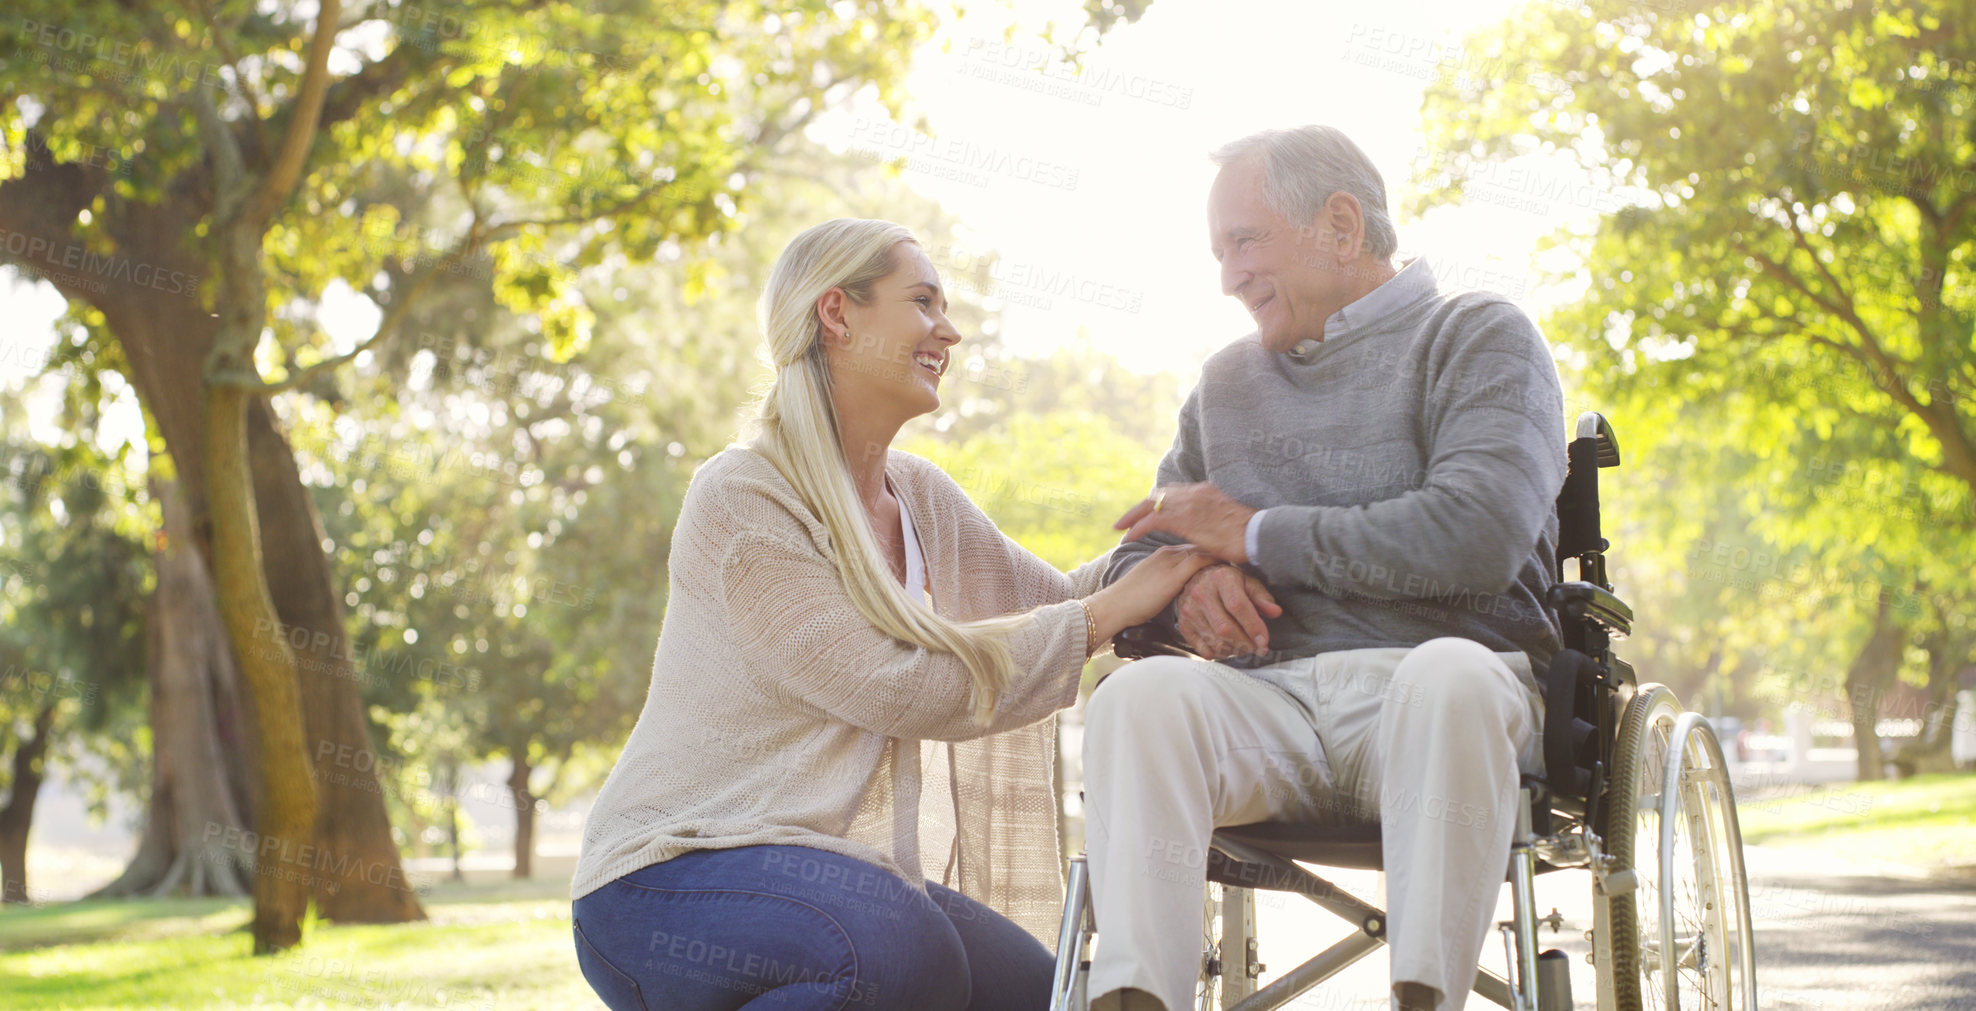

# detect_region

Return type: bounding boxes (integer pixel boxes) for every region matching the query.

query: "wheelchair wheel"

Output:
[1600,686,1756,1010]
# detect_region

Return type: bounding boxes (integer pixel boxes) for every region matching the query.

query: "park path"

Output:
[1241,844,1976,1010]
[1743,846,1976,1010]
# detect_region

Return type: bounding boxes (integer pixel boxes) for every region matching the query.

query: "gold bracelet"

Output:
[1077,598,1099,659]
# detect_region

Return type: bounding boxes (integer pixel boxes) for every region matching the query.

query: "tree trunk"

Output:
[1895,627,1973,777]
[1845,599,1904,782]
[508,753,535,880]
[0,705,57,903]
[245,396,425,923]
[444,759,465,882]
[0,84,420,929]
[91,480,258,899]
[207,378,318,954]
[195,3,349,944]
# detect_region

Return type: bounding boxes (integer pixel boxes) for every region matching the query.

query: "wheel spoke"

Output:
[1597,686,1755,1011]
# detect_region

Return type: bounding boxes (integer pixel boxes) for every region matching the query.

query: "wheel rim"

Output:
[1648,722,1722,1008]
[1603,687,1755,1010]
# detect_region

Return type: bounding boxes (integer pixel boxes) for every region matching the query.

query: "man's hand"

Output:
[1114,482,1257,565]
[1174,564,1283,660]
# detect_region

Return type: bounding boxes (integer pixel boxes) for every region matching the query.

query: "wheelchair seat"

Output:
[1211,822,1383,871]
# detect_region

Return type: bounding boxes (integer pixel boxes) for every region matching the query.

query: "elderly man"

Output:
[1084,126,1568,1011]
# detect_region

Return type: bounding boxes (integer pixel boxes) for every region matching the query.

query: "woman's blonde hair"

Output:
[746,218,1026,722]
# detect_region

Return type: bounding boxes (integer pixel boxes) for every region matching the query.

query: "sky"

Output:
[806,0,1610,374]
[1,0,1618,448]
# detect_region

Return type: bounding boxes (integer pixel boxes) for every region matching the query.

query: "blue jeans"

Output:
[572,845,1055,1010]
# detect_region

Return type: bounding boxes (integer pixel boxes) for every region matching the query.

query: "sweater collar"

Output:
[1321,256,1436,341]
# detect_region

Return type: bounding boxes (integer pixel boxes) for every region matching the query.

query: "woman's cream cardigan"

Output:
[572,445,1108,943]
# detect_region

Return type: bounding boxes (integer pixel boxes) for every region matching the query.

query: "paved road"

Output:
[1743,847,1976,1011]
[1238,845,1976,1009]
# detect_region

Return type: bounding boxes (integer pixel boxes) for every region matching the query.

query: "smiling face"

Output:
[820,241,960,427]
[1209,157,1356,354]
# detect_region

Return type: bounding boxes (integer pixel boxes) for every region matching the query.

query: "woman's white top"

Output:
[900,494,929,605]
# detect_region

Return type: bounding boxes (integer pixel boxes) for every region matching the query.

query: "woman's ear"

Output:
[815,287,851,345]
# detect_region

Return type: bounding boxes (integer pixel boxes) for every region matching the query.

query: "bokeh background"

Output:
[1,0,1971,1007]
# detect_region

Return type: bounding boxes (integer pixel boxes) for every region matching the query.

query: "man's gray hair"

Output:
[1210,126,1398,261]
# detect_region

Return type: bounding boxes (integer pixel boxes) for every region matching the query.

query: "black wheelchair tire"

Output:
[1600,685,1755,1011]
[1600,684,1681,1011]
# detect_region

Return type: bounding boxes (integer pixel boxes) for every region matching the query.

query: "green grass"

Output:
[1734,771,1976,875]
[0,876,603,1010]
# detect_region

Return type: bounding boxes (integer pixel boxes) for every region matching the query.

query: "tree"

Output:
[1418,0,1973,494]
[1416,0,1976,776]
[0,433,149,903]
[1896,596,1976,776]
[1,0,966,950]
[88,476,259,900]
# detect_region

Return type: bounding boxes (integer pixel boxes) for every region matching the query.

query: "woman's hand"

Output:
[1083,545,1221,645]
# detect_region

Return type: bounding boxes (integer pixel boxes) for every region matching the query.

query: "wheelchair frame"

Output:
[1050,413,1757,1011]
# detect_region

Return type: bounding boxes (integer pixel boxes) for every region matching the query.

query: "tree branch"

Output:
[198,0,270,144]
[190,88,247,213]
[1737,239,1905,374]
[315,42,427,136]
[1736,232,1976,492]
[1782,206,1863,318]
[481,176,677,239]
[210,213,486,394]
[241,0,343,229]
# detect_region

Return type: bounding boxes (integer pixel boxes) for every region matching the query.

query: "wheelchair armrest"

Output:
[1111,622,1202,661]
[1547,581,1632,639]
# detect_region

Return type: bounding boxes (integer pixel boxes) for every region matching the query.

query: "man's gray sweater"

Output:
[1108,259,1568,669]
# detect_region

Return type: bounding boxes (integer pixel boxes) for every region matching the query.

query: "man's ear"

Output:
[1323,191,1366,261]
[815,287,851,344]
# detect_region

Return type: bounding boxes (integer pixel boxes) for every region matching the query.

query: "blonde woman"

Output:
[571,218,1214,1011]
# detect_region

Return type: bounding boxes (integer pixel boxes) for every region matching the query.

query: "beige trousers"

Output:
[1082,638,1543,1011]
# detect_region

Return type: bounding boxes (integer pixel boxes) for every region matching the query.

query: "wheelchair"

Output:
[1051,413,1756,1011]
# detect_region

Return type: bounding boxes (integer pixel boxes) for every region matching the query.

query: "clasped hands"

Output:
[1113,483,1283,661]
